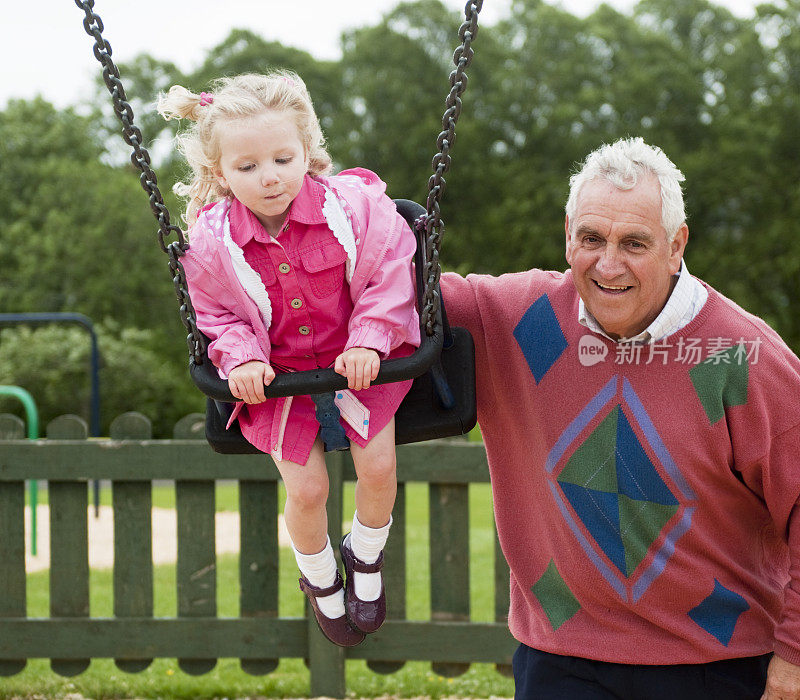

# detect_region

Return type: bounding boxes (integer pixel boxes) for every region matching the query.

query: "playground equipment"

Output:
[75,0,482,452]
[0,312,103,515]
[0,313,100,437]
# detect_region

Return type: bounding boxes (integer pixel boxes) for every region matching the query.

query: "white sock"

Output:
[292,537,345,619]
[348,512,392,602]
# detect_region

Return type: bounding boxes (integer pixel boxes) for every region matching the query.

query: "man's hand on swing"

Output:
[335,347,380,391]
[228,360,275,404]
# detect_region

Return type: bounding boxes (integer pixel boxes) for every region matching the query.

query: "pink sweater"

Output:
[442,268,800,665]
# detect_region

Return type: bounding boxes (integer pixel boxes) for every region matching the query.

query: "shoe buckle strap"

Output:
[300,571,344,598]
[350,550,384,574]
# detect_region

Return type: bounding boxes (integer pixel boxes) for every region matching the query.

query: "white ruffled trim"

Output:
[321,186,357,284]
[221,211,272,330]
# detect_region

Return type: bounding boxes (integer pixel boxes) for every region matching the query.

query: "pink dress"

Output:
[220,174,418,465]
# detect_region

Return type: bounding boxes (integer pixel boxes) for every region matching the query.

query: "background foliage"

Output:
[1,0,798,435]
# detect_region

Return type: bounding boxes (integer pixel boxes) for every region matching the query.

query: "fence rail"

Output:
[0,411,514,697]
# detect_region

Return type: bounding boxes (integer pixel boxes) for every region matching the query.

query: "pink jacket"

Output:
[181,167,420,387]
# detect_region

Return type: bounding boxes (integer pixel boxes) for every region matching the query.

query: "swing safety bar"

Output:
[189,199,445,403]
[190,323,444,402]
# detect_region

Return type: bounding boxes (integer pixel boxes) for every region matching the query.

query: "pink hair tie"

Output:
[199,92,214,106]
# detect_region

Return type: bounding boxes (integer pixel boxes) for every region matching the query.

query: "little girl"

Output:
[158,72,420,647]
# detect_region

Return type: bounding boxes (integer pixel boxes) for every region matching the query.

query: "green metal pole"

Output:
[0,386,40,555]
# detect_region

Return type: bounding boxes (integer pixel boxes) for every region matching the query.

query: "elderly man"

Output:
[441,137,800,699]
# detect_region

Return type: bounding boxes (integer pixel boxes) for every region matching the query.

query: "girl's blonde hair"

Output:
[158,70,332,225]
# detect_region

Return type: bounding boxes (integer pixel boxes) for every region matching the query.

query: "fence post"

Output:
[110,412,154,673]
[173,412,218,672]
[0,414,25,440]
[430,482,470,677]
[239,469,280,675]
[173,413,206,440]
[0,414,27,676]
[47,414,91,676]
[176,472,217,675]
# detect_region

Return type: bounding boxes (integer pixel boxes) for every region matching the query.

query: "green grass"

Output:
[4,482,514,699]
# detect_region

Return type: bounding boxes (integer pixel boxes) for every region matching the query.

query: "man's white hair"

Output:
[565,137,686,242]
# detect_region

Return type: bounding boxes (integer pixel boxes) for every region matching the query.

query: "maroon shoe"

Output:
[339,535,386,634]
[299,572,365,647]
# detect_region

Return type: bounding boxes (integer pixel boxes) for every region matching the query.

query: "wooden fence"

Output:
[0,411,515,697]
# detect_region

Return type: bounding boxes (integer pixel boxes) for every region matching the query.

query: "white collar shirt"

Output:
[577,260,709,344]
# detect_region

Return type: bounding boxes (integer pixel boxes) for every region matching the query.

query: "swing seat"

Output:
[190,200,477,454]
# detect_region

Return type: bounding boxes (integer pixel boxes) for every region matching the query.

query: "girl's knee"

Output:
[285,472,329,511]
[355,451,397,486]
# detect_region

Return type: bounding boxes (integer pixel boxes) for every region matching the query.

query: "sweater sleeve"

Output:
[440,271,484,340]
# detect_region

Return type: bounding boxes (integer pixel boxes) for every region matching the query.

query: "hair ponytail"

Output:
[157,85,206,123]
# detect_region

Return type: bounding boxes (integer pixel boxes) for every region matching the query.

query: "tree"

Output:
[0,97,199,435]
[336,1,461,196]
[0,98,179,338]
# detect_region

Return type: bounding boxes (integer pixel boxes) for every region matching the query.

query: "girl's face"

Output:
[215,110,309,234]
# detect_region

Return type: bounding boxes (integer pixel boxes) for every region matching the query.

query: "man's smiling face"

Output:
[565,175,688,340]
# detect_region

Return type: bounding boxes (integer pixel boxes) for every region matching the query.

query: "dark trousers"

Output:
[513,644,771,700]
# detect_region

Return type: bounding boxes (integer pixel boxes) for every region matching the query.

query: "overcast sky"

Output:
[3,0,760,109]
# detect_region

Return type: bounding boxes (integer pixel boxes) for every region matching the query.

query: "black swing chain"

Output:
[74,0,204,364]
[74,0,480,361]
[418,0,482,336]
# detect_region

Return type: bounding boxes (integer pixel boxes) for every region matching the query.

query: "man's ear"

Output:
[669,223,689,274]
[565,216,574,265]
